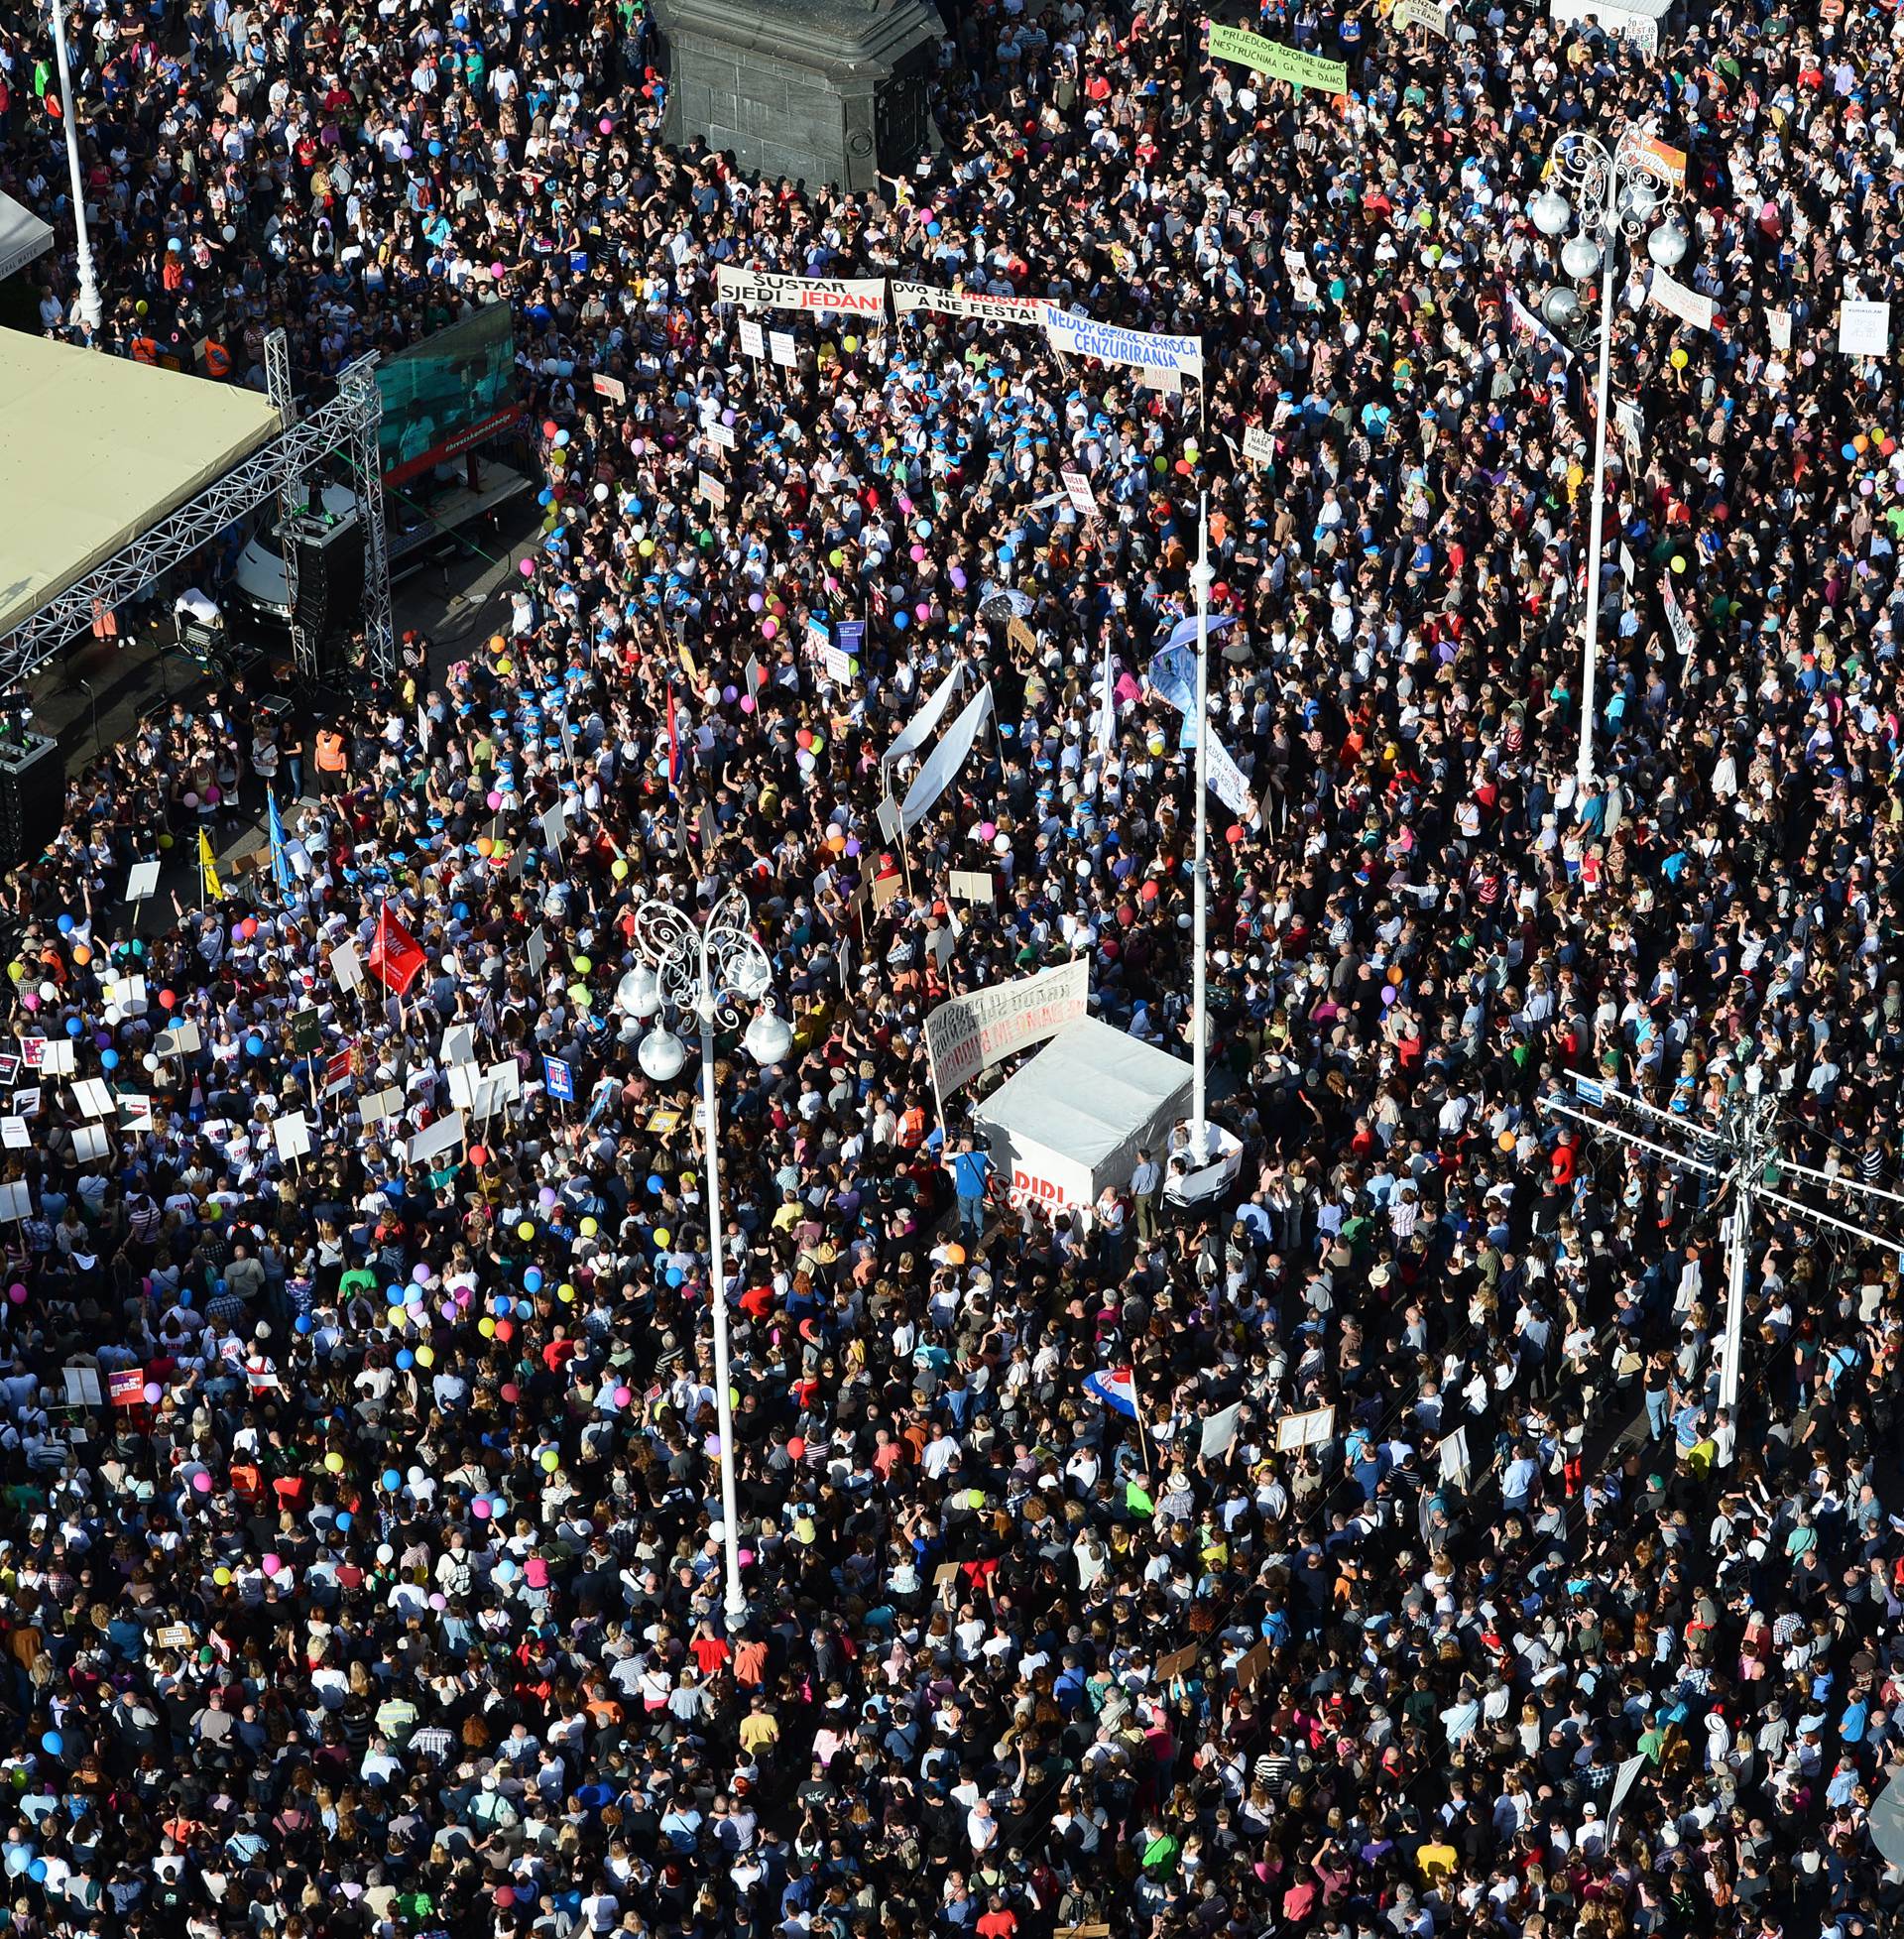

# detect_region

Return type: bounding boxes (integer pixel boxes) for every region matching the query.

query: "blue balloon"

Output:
[388,1285,406,1306]
[454,903,470,920]
[382,1469,402,1491]
[647,1175,663,1194]
[246,1034,264,1055]
[64,1018,82,1036]
[665,1268,684,1288]
[213,1279,226,1296]
[495,1295,513,1318]
[101,1048,119,1069]
[892,609,908,631]
[335,1511,352,1531]
[295,1314,313,1334]
[523,1268,543,1292]
[28,1861,45,1883]
[396,1349,415,1370]
[40,1732,60,1757]
[56,914,73,935]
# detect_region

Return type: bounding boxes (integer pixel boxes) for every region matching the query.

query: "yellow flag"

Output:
[198,827,223,902]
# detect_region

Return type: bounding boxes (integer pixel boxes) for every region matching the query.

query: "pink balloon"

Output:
[261,1553,281,1576]
[613,1385,632,1406]
[915,602,931,622]
[429,1591,447,1610]
[740,694,756,714]
[486,789,503,810]
[191,1472,212,1493]
[19,992,37,1012]
[762,619,778,639]
[472,1497,492,1519]
[519,558,536,577]
[6,1285,22,1305]
[910,545,925,562]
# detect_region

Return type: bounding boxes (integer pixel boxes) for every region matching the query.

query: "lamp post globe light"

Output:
[619,888,792,1624]
[1528,125,1689,800]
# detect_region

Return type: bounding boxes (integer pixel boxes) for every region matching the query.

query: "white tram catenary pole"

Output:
[1542,1073,1902,1416]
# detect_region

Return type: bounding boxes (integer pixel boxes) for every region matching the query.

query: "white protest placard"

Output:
[162,1020,203,1056]
[483,1060,522,1103]
[272,1114,312,1162]
[125,860,162,904]
[116,1095,154,1133]
[1662,577,1696,658]
[1649,269,1715,333]
[1060,468,1098,521]
[948,870,996,905]
[1620,542,1636,584]
[769,329,798,369]
[42,1040,74,1077]
[1840,300,1892,358]
[446,1063,482,1111]
[540,802,567,854]
[1439,1423,1472,1484]
[1612,396,1643,476]
[1607,1754,1647,1825]
[0,1180,31,1221]
[1200,1402,1243,1460]
[823,646,855,685]
[72,1078,115,1120]
[407,1111,466,1168]
[0,1120,26,1150]
[702,421,737,453]
[62,1367,103,1408]
[1242,425,1275,466]
[72,1125,110,1164]
[330,938,364,993]
[698,469,727,510]
[1275,1403,1337,1453]
[1767,307,1792,352]
[359,1086,404,1130]
[442,1025,475,1069]
[738,315,765,360]
[1393,0,1450,34]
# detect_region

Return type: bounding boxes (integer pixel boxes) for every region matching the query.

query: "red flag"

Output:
[367,905,427,995]
[666,684,681,788]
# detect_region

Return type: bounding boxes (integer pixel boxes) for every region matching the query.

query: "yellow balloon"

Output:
[540,1449,560,1471]
[416,1345,435,1368]
[580,1216,598,1237]
[324,1451,344,1474]
[611,859,630,881]
[1670,348,1688,370]
[654,1228,670,1249]
[518,1221,536,1240]
[497,657,514,675]
[213,1568,232,1586]
[478,1316,496,1338]
[574,955,592,975]
[558,1283,576,1303]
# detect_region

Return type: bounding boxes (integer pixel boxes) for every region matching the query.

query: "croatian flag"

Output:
[1083,1367,1139,1419]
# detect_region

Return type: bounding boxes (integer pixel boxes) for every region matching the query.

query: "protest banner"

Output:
[1042,305,1203,379]
[1205,22,1349,92]
[924,959,1090,1101]
[891,283,1045,324]
[714,264,888,316]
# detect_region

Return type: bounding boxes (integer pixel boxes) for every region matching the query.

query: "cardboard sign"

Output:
[948,870,996,905]
[739,316,766,360]
[1275,1403,1337,1452]
[1243,425,1275,466]
[592,372,627,404]
[769,329,798,369]
[272,1114,312,1161]
[1840,300,1892,358]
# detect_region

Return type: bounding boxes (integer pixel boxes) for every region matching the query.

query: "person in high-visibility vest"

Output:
[314,726,348,794]
[129,333,159,364]
[203,340,232,380]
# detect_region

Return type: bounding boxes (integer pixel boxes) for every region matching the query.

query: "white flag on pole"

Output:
[1095,645,1117,761]
[901,684,994,833]
[885,662,969,770]
[1206,728,1257,825]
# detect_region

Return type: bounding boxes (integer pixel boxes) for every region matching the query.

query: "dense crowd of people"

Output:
[3,0,1904,1937]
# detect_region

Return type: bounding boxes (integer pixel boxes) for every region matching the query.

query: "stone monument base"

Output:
[654,0,941,193]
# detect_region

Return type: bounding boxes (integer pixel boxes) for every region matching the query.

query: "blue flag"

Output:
[268,788,292,896]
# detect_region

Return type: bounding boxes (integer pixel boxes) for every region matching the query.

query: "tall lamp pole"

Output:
[623,889,792,1625]
[1187,493,1214,1165]
[1528,126,1689,800]
[44,0,102,335]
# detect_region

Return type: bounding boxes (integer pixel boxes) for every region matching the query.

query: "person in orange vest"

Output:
[203,339,233,381]
[129,332,159,364]
[314,725,348,794]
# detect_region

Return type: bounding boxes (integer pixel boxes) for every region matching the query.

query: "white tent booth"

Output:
[974,1019,1192,1222]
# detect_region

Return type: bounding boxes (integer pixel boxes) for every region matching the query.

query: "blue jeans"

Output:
[957,1193,984,1237]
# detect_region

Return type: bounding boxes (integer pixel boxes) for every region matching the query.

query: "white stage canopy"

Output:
[0,333,281,639]
[0,192,53,284]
